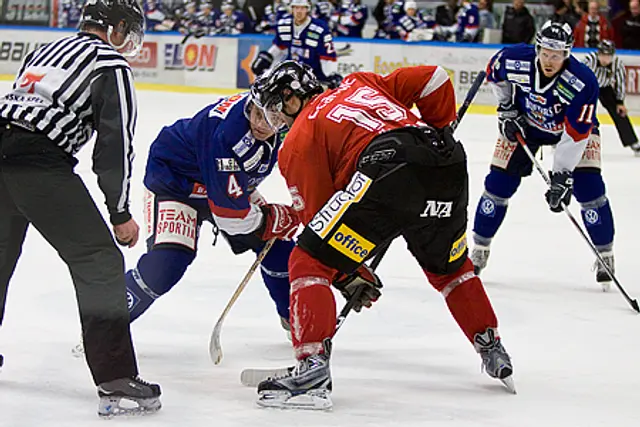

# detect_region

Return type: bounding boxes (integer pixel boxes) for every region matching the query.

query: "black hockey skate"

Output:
[474,328,516,394]
[0,353,4,370]
[97,376,162,417]
[594,251,615,292]
[257,352,332,410]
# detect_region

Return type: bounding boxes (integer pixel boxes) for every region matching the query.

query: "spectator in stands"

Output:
[478,0,496,33]
[501,0,536,44]
[552,0,581,29]
[435,0,460,28]
[58,0,83,29]
[144,0,177,31]
[620,0,640,49]
[574,0,614,47]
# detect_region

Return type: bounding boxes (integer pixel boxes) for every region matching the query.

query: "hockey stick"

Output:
[240,71,489,386]
[209,238,277,364]
[515,133,639,313]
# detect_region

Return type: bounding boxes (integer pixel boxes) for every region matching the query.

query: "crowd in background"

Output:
[54,0,640,49]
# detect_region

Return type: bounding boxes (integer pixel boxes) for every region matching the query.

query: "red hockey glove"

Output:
[333,264,383,313]
[259,204,300,241]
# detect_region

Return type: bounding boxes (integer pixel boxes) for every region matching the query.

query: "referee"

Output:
[0,0,161,417]
[584,39,640,154]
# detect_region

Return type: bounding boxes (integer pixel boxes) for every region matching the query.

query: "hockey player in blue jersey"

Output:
[471,21,617,291]
[215,0,253,34]
[124,87,299,331]
[454,1,479,42]
[250,0,342,89]
[334,0,368,38]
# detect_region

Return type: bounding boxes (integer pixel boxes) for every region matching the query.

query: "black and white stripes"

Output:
[583,51,627,102]
[0,32,137,223]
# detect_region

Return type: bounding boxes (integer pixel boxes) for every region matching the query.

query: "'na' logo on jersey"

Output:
[19,72,45,94]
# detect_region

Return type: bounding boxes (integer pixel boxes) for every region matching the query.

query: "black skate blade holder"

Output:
[515,133,639,314]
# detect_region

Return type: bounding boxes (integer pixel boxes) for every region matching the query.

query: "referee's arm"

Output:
[614,58,626,105]
[90,66,137,225]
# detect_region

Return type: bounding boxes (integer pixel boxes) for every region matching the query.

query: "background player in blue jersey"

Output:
[471,21,617,291]
[250,0,342,89]
[124,87,300,333]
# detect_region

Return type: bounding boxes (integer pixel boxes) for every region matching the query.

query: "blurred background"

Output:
[0,0,638,49]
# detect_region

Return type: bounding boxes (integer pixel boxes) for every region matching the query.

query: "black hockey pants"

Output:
[0,123,138,385]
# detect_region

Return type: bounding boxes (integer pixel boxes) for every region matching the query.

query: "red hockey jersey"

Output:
[279,66,457,225]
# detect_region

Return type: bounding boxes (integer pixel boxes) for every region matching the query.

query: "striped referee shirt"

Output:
[0,32,137,224]
[583,51,626,102]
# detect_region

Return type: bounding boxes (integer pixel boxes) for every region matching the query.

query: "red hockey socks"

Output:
[425,258,498,343]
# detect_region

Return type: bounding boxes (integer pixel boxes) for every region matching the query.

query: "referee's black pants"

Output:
[0,123,138,385]
[599,86,638,147]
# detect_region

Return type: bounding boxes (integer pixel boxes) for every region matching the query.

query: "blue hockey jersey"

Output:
[215,10,253,34]
[144,94,282,235]
[455,3,479,42]
[487,44,599,171]
[487,44,599,144]
[271,16,337,81]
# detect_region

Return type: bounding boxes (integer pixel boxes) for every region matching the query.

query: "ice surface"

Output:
[1,82,639,427]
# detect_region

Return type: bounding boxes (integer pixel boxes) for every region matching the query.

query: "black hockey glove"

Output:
[545,171,573,213]
[333,265,383,313]
[251,51,274,76]
[325,73,343,89]
[497,104,528,143]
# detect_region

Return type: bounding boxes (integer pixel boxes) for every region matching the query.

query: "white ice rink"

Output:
[1,83,640,427]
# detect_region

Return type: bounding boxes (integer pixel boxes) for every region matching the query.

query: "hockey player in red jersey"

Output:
[250,61,515,409]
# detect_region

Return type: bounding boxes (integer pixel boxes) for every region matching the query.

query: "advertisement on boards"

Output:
[0,0,50,25]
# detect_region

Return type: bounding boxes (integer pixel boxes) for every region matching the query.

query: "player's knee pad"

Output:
[259,239,294,319]
[126,248,196,321]
[572,170,606,203]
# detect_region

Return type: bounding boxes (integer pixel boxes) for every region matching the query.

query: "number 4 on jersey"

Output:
[227,174,244,198]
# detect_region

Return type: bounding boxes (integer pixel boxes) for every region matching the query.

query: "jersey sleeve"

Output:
[553,75,599,172]
[273,18,289,50]
[379,65,457,128]
[199,129,264,235]
[280,124,335,227]
[486,48,508,83]
[318,27,337,62]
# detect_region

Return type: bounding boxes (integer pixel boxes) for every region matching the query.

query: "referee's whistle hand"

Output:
[114,218,140,248]
[617,105,627,118]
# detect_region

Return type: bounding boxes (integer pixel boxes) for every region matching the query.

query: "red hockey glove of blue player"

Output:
[333,264,383,313]
[497,104,528,143]
[545,171,573,213]
[259,204,300,241]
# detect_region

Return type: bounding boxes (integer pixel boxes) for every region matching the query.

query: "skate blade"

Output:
[500,376,517,394]
[98,396,162,418]
[257,389,332,410]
